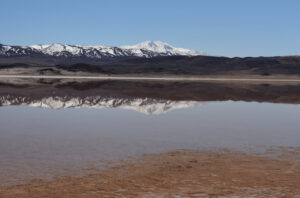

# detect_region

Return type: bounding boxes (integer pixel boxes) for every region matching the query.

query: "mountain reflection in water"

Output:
[0,79,300,114]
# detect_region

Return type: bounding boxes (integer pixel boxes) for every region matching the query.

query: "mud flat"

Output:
[0,149,299,198]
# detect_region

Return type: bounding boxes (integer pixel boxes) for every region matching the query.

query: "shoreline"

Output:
[1,149,299,198]
[1,74,300,82]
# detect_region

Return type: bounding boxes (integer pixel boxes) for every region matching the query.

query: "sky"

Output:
[1,0,300,57]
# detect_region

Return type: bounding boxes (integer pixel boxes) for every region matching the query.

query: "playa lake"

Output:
[0,79,300,185]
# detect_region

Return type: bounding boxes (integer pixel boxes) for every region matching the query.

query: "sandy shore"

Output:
[0,150,299,198]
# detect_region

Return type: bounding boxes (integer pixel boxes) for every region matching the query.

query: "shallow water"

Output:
[0,79,300,185]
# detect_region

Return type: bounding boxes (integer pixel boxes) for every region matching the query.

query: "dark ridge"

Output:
[56,55,300,76]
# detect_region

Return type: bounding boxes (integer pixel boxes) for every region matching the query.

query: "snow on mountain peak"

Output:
[1,41,206,58]
[30,43,81,55]
[122,41,174,52]
[121,41,205,56]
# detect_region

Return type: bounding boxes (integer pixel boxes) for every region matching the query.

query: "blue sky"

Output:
[1,0,300,57]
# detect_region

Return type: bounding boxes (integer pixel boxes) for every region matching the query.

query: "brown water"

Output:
[0,79,300,185]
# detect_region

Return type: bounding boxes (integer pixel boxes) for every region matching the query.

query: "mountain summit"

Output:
[121,41,204,56]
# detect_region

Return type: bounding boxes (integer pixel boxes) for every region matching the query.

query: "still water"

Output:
[0,79,300,184]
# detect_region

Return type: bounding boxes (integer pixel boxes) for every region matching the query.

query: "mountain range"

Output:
[1,41,300,77]
[0,41,205,65]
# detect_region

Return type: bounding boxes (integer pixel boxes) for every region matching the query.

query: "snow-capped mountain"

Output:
[121,41,204,56]
[0,95,202,115]
[0,41,205,60]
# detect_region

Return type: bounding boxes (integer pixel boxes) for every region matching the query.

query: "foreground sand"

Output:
[0,150,299,198]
